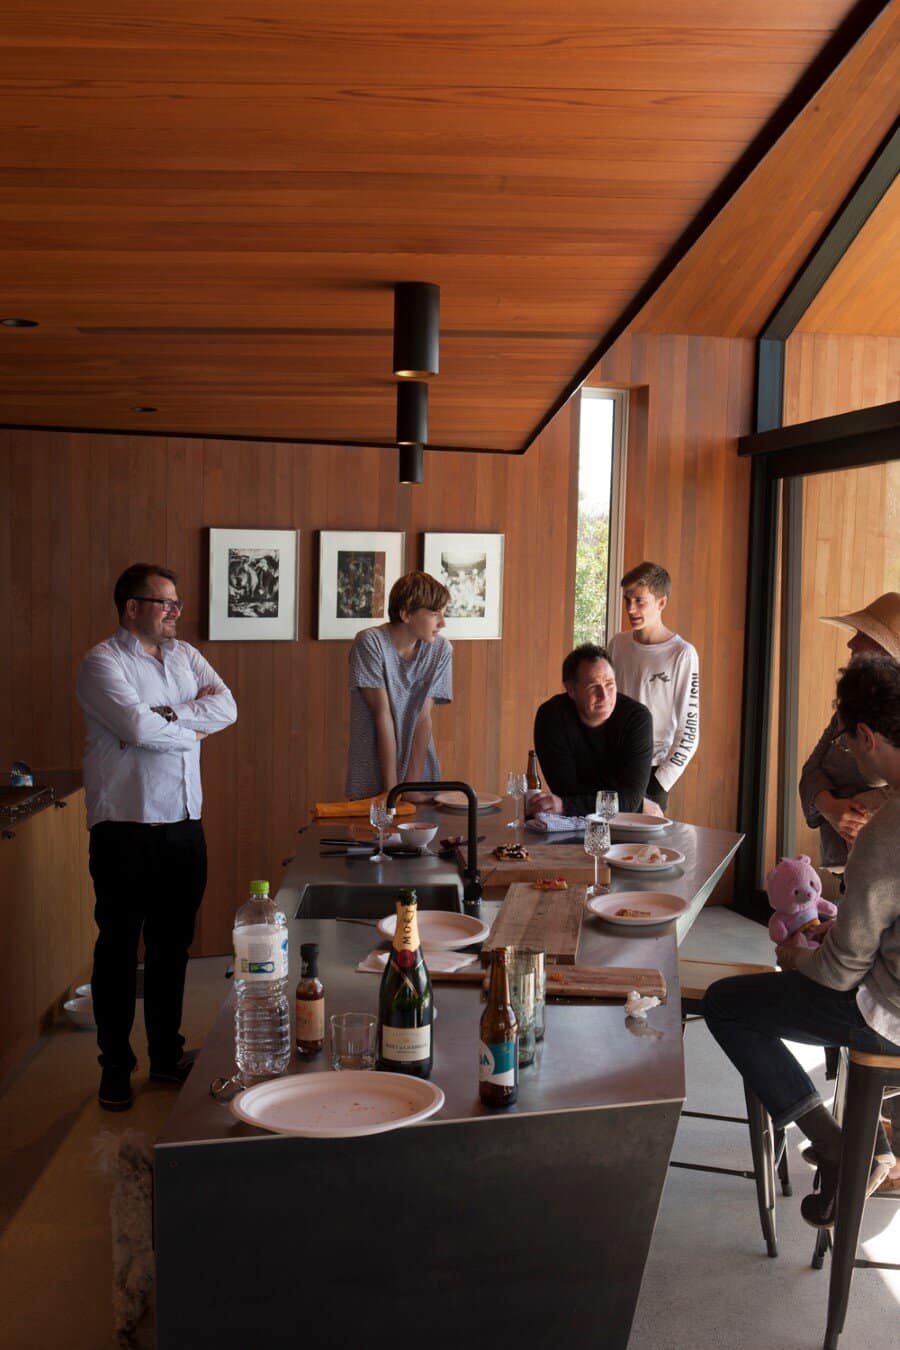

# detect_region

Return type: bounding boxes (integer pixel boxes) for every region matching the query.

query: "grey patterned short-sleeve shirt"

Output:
[345,625,453,798]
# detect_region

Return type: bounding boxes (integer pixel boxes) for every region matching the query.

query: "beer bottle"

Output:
[479,947,518,1107]
[525,749,542,795]
[376,889,433,1078]
[295,942,324,1057]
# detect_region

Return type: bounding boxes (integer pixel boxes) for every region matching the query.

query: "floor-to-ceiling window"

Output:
[574,388,627,647]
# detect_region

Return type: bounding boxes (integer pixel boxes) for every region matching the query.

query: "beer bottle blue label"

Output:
[479,1040,517,1087]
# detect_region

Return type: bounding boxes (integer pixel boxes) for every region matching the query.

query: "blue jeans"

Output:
[701,971,900,1131]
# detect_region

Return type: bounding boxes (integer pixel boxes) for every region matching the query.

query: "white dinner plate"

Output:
[606,843,685,872]
[586,891,688,926]
[230,1071,445,1138]
[376,909,491,950]
[610,812,672,833]
[433,790,502,812]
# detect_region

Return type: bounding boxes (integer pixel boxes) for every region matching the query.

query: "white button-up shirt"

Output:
[76,628,238,829]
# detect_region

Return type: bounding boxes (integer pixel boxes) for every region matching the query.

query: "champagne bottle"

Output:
[479,947,518,1108]
[376,888,433,1078]
[295,942,324,1057]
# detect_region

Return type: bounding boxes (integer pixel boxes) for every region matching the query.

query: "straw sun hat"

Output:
[820,591,900,662]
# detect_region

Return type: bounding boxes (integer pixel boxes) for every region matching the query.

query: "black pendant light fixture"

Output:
[396,380,428,446]
[398,442,424,484]
[393,282,440,378]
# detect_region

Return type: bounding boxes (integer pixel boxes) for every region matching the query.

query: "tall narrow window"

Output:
[574,388,627,646]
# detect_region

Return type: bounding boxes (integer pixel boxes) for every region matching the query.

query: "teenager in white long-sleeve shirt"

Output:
[608,561,699,811]
[77,564,237,1111]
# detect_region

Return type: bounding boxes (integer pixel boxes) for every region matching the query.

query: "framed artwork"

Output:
[317,531,405,639]
[423,532,505,639]
[208,528,299,640]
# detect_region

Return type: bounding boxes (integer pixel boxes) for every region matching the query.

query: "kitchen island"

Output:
[154,807,742,1349]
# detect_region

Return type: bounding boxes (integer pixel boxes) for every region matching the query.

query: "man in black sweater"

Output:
[529,644,653,817]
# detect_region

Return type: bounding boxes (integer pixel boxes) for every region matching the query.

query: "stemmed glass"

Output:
[584,814,611,897]
[506,771,528,831]
[595,790,619,824]
[369,799,396,863]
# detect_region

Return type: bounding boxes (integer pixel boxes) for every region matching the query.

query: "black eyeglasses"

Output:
[133,596,184,614]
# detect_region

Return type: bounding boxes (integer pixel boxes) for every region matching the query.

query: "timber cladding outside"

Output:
[0,331,754,953]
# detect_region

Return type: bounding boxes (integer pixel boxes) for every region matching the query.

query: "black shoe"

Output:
[98,1065,134,1112]
[802,1144,894,1197]
[800,1159,839,1229]
[149,1050,197,1086]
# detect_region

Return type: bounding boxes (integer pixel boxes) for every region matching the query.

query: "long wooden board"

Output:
[544,966,667,1001]
[480,882,585,965]
[477,841,596,886]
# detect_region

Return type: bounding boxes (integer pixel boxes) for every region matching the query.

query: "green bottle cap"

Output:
[249,879,269,895]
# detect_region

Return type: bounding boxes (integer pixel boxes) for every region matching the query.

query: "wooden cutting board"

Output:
[544,965,667,1001]
[477,841,596,885]
[480,882,585,965]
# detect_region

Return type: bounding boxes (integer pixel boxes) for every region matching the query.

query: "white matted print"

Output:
[318,531,405,640]
[208,528,298,640]
[423,533,504,639]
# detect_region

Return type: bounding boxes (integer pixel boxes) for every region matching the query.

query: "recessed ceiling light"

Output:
[1,317,39,328]
[132,405,158,413]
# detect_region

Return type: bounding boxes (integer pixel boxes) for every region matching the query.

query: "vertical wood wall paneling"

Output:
[1,414,583,954]
[783,334,900,883]
[586,333,755,851]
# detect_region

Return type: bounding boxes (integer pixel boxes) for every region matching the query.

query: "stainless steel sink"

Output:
[294,883,463,920]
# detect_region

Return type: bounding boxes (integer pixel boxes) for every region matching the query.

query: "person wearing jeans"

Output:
[77,563,237,1111]
[703,653,900,1226]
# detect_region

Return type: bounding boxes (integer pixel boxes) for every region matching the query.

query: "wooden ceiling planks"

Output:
[0,1,884,448]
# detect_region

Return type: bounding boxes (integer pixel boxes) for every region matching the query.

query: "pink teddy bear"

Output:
[766,854,838,948]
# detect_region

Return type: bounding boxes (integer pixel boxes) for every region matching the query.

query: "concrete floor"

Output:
[1,912,897,1349]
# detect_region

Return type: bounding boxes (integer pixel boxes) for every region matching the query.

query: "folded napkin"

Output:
[312,796,415,819]
[356,949,480,974]
[526,811,586,833]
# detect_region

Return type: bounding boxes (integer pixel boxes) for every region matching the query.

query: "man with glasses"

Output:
[77,563,237,1110]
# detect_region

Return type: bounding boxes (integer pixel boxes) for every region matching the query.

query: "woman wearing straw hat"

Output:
[800,592,900,875]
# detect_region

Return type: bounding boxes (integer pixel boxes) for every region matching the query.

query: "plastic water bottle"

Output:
[232,879,290,1085]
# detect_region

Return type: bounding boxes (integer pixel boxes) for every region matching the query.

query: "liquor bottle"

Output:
[479,947,518,1108]
[295,942,324,1057]
[232,880,291,1085]
[525,749,542,793]
[376,888,433,1078]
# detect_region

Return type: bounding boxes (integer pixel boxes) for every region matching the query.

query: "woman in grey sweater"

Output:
[705,654,900,1227]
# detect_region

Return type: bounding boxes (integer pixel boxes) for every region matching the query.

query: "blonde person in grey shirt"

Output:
[346,571,452,801]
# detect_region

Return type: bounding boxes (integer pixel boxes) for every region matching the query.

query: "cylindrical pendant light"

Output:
[398,443,423,484]
[393,282,440,378]
[396,381,428,446]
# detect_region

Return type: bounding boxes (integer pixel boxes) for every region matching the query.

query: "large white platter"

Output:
[610,812,671,834]
[433,790,502,812]
[230,1071,445,1138]
[606,843,685,872]
[586,891,688,926]
[376,909,490,950]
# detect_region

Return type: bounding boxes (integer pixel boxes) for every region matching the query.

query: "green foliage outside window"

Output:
[574,501,609,647]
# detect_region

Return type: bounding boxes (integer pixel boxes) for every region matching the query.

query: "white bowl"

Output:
[64,995,96,1030]
[397,822,439,849]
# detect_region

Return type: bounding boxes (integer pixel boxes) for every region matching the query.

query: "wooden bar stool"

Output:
[673,959,791,1258]
[821,1048,900,1350]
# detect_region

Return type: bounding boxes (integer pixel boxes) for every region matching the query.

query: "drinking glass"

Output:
[584,814,611,897]
[506,771,528,830]
[369,799,395,862]
[510,947,545,1044]
[507,963,536,1067]
[330,1013,377,1070]
[595,790,619,823]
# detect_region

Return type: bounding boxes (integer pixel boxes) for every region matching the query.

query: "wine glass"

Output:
[369,799,395,863]
[595,790,619,825]
[584,814,611,897]
[506,771,528,831]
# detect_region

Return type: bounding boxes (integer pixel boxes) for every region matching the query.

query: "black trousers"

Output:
[645,770,669,811]
[89,819,207,1070]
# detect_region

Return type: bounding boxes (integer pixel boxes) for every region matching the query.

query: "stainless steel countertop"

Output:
[156,804,742,1147]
